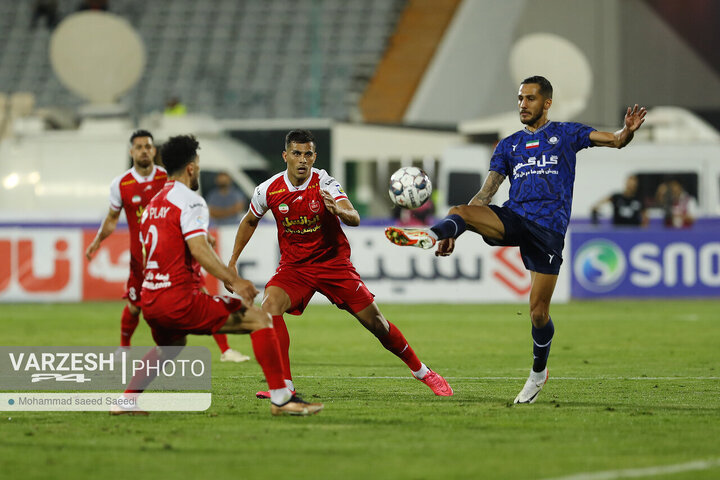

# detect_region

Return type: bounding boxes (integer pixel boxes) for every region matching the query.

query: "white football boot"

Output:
[220,349,251,363]
[514,368,549,404]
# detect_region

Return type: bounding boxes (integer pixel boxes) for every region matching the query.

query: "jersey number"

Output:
[144,225,159,269]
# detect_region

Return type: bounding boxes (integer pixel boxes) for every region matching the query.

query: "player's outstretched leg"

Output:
[385,214,467,249]
[355,303,453,396]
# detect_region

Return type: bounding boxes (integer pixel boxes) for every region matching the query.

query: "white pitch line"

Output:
[541,458,720,480]
[226,375,720,381]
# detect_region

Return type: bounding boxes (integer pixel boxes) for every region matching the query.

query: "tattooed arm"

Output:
[468,171,506,206]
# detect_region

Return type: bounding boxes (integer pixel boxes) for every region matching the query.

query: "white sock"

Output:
[270,387,292,406]
[412,363,430,379]
[285,379,295,392]
[530,368,547,382]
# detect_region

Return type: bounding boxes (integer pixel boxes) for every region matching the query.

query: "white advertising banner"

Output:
[0,225,570,303]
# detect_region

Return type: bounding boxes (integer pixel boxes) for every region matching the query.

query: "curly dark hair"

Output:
[160,135,200,175]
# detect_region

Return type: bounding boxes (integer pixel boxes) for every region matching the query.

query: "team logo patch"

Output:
[309,199,320,213]
[548,136,559,144]
[336,185,345,195]
[278,203,289,214]
[525,140,540,149]
[131,195,141,204]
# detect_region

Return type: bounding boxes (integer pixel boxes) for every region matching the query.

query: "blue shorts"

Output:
[483,205,565,275]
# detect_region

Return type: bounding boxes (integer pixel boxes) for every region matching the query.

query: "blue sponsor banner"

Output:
[570,227,720,298]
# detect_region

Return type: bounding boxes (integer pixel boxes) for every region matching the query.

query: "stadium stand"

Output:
[0,0,407,121]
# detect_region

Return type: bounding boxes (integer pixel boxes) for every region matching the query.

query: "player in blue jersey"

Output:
[386,75,646,404]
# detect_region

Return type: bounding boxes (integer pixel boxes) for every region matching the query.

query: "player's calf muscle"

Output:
[449,205,503,239]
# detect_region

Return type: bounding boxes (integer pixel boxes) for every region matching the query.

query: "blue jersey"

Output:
[489,121,596,236]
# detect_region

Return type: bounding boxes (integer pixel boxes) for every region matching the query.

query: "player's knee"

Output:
[245,306,272,331]
[261,295,286,316]
[128,304,141,316]
[529,305,550,327]
[448,205,468,219]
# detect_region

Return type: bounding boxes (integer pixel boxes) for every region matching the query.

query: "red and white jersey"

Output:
[250,168,352,266]
[109,165,167,274]
[139,181,208,309]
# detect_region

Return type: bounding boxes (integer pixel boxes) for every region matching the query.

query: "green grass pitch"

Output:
[1,300,719,480]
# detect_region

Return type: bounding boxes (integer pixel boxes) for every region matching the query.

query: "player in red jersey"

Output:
[85,130,249,363]
[112,135,322,416]
[228,130,453,398]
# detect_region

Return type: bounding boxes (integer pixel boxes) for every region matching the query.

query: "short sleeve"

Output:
[489,139,510,177]
[569,122,596,152]
[249,183,269,218]
[180,197,209,240]
[318,169,348,201]
[109,176,122,211]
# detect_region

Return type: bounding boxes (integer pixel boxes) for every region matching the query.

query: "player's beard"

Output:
[134,156,153,169]
[520,110,543,126]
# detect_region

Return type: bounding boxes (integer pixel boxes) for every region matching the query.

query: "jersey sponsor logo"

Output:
[573,239,626,293]
[188,203,204,209]
[512,155,559,178]
[147,206,170,219]
[525,140,540,149]
[281,214,321,234]
[278,203,289,214]
[269,188,287,196]
[135,206,145,224]
[131,195,141,204]
[309,199,320,213]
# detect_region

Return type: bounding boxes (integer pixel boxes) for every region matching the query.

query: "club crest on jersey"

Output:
[131,195,142,204]
[309,199,320,213]
[278,203,289,214]
[548,136,559,145]
[526,140,540,149]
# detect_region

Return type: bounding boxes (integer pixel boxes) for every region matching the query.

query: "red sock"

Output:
[272,315,292,380]
[120,305,139,347]
[250,328,285,390]
[378,322,422,372]
[212,334,230,353]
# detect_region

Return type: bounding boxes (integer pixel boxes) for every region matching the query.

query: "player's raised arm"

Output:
[320,190,360,226]
[589,104,647,149]
[85,208,121,260]
[469,171,506,207]
[187,234,259,302]
[228,210,261,270]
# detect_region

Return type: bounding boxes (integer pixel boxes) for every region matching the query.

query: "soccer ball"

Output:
[388,167,432,209]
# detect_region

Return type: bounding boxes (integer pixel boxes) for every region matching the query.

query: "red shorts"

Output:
[141,289,244,345]
[266,262,375,315]
[123,268,145,306]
